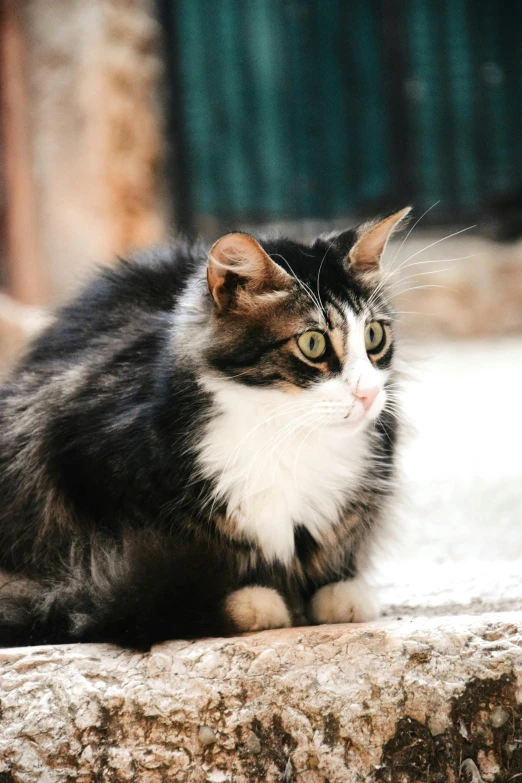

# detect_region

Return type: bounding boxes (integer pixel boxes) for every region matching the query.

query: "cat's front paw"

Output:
[308,577,379,625]
[224,586,291,632]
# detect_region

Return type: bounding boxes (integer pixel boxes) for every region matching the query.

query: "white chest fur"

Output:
[197,379,369,563]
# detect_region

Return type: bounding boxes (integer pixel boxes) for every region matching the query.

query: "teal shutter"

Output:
[165,0,521,226]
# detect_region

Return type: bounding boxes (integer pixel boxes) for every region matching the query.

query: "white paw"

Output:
[224,586,291,632]
[308,577,379,625]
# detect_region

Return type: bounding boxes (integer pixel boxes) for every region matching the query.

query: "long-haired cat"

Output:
[0,208,410,649]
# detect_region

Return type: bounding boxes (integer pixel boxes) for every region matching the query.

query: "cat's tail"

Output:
[0,531,230,649]
[0,540,154,648]
[0,570,69,646]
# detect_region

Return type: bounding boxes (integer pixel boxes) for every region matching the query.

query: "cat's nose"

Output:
[354,384,380,412]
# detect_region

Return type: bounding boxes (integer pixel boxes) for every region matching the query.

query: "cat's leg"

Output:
[224,586,291,632]
[308,576,379,625]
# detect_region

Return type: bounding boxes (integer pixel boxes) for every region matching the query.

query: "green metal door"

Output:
[160,0,522,228]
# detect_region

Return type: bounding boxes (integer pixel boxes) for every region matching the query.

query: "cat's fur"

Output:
[0,209,409,649]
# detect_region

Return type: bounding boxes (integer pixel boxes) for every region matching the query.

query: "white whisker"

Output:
[370,201,441,304]
[293,417,327,490]
[392,310,439,318]
[370,221,475,308]
[269,252,324,317]
[394,224,476,270]
[316,241,334,316]
[391,283,455,297]
[247,410,317,492]
[386,200,441,269]
[384,253,478,279]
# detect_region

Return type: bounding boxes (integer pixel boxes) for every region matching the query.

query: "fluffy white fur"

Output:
[224,586,291,632]
[197,309,390,564]
[308,576,379,624]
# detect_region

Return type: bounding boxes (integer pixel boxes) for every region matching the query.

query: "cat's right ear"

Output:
[207,233,291,311]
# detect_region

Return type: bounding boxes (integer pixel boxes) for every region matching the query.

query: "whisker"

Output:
[316,241,334,316]
[384,252,478,279]
[273,414,323,483]
[222,369,258,380]
[377,417,396,446]
[390,283,455,297]
[373,254,478,304]
[391,265,453,283]
[372,201,441,302]
[392,310,439,318]
[246,410,318,493]
[223,401,313,477]
[386,200,441,269]
[369,221,475,308]
[383,267,453,296]
[253,412,317,483]
[269,252,325,317]
[394,224,476,270]
[293,417,326,490]
[205,399,314,521]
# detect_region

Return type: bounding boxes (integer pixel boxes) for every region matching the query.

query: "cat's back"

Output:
[0,240,208,567]
[20,240,204,367]
[0,238,206,447]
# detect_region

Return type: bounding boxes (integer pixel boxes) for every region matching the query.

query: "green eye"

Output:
[297,331,326,360]
[365,321,385,352]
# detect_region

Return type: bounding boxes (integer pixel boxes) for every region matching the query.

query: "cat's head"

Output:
[203,208,410,433]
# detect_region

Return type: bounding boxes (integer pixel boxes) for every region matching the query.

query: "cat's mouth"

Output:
[322,391,386,428]
[343,400,357,419]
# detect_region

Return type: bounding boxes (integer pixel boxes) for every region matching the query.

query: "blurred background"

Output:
[0,0,521,611]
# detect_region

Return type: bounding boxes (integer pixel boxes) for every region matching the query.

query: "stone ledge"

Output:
[1,613,521,782]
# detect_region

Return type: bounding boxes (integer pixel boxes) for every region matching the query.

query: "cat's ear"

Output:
[207,233,291,310]
[347,207,412,274]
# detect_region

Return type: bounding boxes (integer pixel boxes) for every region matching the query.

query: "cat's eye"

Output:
[297,331,326,360]
[365,321,385,353]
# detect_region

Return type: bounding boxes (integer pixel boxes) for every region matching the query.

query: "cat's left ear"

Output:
[328,207,412,277]
[347,207,412,274]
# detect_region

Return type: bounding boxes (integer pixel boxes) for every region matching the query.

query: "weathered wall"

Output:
[0,615,521,782]
[22,0,166,301]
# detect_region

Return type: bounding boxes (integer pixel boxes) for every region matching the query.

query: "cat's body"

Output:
[0,210,408,649]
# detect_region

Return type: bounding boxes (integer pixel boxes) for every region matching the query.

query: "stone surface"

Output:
[374,335,522,623]
[1,615,522,782]
[397,337,522,560]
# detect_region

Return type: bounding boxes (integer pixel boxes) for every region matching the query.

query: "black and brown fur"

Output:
[0,216,406,649]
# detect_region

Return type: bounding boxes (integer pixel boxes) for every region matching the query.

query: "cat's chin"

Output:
[326,414,369,435]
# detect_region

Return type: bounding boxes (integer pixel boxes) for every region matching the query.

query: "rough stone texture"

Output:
[1,615,522,782]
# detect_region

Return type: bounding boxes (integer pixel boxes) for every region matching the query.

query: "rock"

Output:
[1,613,522,782]
[199,726,218,747]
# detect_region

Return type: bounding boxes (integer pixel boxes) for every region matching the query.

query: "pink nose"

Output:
[354,385,380,412]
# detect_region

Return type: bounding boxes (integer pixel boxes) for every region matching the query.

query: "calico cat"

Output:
[0,207,410,649]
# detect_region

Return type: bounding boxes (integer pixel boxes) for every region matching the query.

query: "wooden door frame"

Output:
[0,0,47,304]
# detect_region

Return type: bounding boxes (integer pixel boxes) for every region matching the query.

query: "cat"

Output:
[0,207,410,649]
